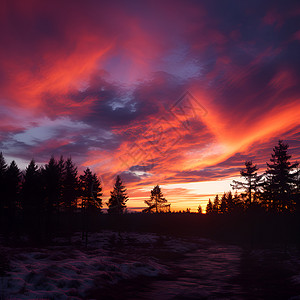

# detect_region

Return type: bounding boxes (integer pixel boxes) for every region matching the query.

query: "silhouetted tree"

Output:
[212,195,220,214]
[262,140,298,212]
[107,175,128,214]
[22,159,43,218]
[79,168,103,211]
[78,168,102,245]
[220,192,228,214]
[6,161,21,219]
[91,173,103,210]
[232,192,245,213]
[231,161,262,206]
[206,199,213,214]
[0,153,8,217]
[62,157,79,212]
[57,156,66,207]
[42,156,64,215]
[143,185,168,213]
[197,205,202,214]
[226,191,234,213]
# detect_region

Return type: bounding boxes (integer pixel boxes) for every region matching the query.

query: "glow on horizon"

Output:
[125,177,241,212]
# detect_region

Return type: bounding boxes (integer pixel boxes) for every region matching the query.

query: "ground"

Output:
[1,231,300,299]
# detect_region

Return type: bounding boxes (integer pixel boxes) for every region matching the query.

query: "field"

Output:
[1,213,300,299]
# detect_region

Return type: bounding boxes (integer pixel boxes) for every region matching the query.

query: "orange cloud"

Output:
[1,0,300,213]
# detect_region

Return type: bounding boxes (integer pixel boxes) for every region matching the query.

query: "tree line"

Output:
[0,155,132,223]
[0,153,170,220]
[1,139,299,222]
[205,140,300,214]
[0,154,173,243]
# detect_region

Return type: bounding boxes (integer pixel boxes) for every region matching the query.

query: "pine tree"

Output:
[107,175,128,214]
[0,153,8,216]
[91,173,103,210]
[231,191,245,213]
[262,140,298,212]
[226,191,234,213]
[22,159,43,217]
[206,199,213,214]
[212,195,220,214]
[62,157,79,212]
[42,156,63,214]
[79,168,102,211]
[143,185,168,213]
[197,205,202,214]
[57,156,66,208]
[220,192,228,214]
[231,161,262,205]
[79,168,102,245]
[6,161,21,218]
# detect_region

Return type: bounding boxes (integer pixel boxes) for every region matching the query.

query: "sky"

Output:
[1,0,300,212]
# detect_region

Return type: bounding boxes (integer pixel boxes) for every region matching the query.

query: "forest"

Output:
[206,140,300,215]
[0,140,300,245]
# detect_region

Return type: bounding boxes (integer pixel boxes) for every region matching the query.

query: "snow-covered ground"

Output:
[1,231,300,299]
[0,231,195,299]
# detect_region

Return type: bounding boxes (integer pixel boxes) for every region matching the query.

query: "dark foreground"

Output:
[1,213,300,299]
[1,230,300,299]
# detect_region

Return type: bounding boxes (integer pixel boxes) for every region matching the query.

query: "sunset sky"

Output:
[1,0,300,212]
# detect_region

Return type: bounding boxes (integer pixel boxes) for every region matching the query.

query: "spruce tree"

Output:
[62,157,79,212]
[91,173,103,210]
[79,168,102,245]
[206,199,213,214]
[107,175,128,214]
[79,168,102,211]
[0,153,8,216]
[22,159,43,218]
[197,205,202,214]
[262,140,298,212]
[212,195,220,214]
[226,191,234,213]
[6,161,21,219]
[220,193,228,214]
[57,156,66,208]
[42,156,63,214]
[232,191,244,213]
[143,185,168,213]
[231,161,262,205]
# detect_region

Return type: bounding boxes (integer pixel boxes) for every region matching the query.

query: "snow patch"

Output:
[0,231,170,299]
